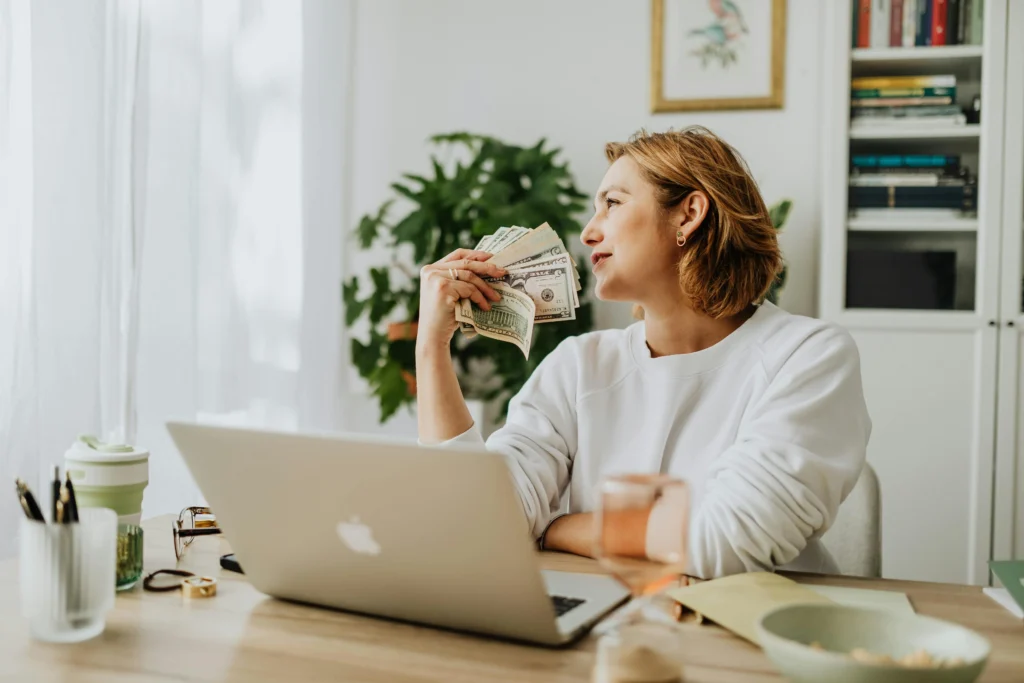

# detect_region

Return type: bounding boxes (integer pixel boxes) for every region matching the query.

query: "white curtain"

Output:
[0,0,342,559]
[136,0,307,517]
[0,0,37,558]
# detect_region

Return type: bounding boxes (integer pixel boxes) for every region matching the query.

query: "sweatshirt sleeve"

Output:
[684,326,871,578]
[440,338,579,539]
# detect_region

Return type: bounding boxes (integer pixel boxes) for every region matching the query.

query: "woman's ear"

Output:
[675,191,710,244]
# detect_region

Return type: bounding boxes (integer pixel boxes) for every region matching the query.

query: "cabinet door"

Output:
[992,329,1024,561]
[851,328,998,584]
[993,0,1024,564]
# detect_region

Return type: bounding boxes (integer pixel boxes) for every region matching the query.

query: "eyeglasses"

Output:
[173,506,222,560]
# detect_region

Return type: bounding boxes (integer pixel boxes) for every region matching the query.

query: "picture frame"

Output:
[650,0,787,113]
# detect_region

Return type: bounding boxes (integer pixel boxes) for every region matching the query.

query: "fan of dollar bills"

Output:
[455,222,582,359]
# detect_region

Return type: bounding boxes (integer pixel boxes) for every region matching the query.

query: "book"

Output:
[948,0,963,44]
[968,0,983,44]
[852,75,956,89]
[872,0,892,46]
[853,0,860,47]
[858,0,872,48]
[917,0,932,45]
[851,104,963,117]
[850,173,951,186]
[852,87,956,98]
[903,0,918,46]
[932,0,949,45]
[852,169,962,178]
[849,184,975,210]
[890,0,905,45]
[852,154,959,169]
[852,96,954,107]
[988,561,1024,619]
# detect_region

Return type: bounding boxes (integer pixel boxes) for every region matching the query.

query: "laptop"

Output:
[166,421,630,646]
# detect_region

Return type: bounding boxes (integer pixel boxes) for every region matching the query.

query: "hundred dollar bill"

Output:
[462,257,576,326]
[484,227,510,250]
[488,223,578,269]
[454,282,536,358]
[465,227,530,332]
[505,253,578,308]
[463,229,513,333]
[483,225,551,263]
[498,262,576,324]
[487,225,531,254]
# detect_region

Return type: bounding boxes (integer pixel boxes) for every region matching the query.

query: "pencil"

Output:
[64,471,79,523]
[51,466,61,523]
[14,479,45,522]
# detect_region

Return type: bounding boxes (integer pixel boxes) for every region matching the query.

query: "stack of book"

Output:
[851,74,965,130]
[853,0,984,48]
[848,154,976,214]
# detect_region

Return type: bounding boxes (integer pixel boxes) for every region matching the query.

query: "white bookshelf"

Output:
[852,45,983,64]
[848,124,980,140]
[847,216,978,232]
[820,1,1024,588]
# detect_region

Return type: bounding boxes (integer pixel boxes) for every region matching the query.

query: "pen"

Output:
[14,479,45,522]
[58,486,73,525]
[51,465,61,523]
[55,498,65,525]
[64,471,79,523]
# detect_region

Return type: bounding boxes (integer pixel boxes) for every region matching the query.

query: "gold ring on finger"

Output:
[448,268,459,281]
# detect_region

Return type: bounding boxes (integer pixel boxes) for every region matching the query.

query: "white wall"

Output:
[341,0,824,433]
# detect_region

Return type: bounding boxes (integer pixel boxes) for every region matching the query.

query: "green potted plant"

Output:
[766,198,792,305]
[343,133,593,423]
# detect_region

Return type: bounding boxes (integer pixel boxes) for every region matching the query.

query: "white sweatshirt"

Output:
[442,302,871,578]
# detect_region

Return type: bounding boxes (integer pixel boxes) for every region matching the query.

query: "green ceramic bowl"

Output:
[756,603,990,683]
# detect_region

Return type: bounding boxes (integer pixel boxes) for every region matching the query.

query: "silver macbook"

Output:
[166,421,629,646]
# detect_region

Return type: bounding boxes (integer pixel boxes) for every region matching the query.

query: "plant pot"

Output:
[387,322,418,342]
[400,370,417,396]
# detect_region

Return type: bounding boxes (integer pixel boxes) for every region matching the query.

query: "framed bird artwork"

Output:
[650,0,786,112]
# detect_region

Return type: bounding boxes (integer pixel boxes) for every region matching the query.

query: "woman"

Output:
[415,127,871,578]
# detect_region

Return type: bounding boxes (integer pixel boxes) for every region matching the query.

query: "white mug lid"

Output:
[64,438,150,464]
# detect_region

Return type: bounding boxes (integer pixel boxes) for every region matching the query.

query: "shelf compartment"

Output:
[848,217,978,232]
[851,46,984,80]
[845,230,977,312]
[849,125,981,140]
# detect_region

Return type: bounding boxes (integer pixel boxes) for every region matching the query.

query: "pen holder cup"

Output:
[19,507,117,643]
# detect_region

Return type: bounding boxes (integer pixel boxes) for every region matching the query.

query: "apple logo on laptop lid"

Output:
[336,516,381,556]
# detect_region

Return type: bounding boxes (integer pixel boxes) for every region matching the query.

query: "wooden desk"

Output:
[0,516,1020,682]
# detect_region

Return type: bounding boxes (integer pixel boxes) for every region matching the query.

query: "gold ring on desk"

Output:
[181,575,218,599]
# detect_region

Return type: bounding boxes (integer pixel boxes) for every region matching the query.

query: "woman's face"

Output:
[580,156,681,303]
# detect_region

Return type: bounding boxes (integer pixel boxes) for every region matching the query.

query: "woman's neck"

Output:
[641,296,757,358]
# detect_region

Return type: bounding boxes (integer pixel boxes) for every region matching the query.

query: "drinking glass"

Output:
[592,473,690,683]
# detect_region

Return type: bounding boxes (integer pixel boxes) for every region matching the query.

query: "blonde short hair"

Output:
[605,127,782,319]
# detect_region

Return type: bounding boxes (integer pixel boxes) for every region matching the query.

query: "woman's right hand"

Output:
[417,249,507,350]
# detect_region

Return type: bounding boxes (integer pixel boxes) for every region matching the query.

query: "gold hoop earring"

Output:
[676,230,686,247]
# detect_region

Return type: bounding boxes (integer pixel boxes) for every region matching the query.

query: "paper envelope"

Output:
[667,572,833,645]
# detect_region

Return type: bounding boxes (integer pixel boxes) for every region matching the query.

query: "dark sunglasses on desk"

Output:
[173,506,222,560]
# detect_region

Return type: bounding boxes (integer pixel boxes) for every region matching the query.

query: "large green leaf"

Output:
[354,199,393,249]
[392,211,427,250]
[390,182,421,204]
[371,359,411,422]
[769,199,793,231]
[351,337,380,378]
[342,278,366,326]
